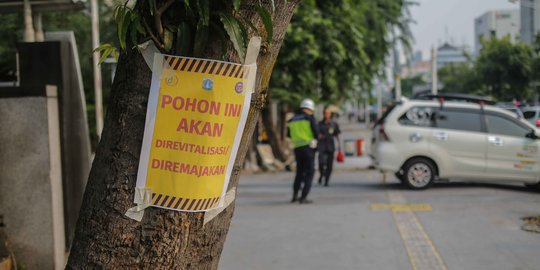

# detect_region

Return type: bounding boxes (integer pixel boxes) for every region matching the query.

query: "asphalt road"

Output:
[219,170,540,270]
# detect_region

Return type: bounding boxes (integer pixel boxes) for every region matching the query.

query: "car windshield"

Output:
[524,111,536,119]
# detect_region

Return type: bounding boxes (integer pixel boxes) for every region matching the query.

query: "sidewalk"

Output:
[333,155,372,171]
[333,120,372,171]
[221,169,540,270]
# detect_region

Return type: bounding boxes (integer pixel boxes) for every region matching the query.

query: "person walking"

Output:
[318,106,341,186]
[288,99,318,204]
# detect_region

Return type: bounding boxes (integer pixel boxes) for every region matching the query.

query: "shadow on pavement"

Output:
[378,181,538,194]
[430,182,539,194]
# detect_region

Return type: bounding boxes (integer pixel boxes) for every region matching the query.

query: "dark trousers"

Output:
[293,146,315,200]
[318,150,335,184]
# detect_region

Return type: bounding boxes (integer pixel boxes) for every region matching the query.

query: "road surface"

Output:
[220,170,540,270]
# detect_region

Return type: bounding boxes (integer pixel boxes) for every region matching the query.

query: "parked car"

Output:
[371,95,540,190]
[522,106,540,127]
[496,102,524,118]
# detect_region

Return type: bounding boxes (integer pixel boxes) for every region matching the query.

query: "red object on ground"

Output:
[336,151,345,163]
[356,139,364,156]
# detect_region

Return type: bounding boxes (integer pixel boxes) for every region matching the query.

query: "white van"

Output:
[371,95,540,190]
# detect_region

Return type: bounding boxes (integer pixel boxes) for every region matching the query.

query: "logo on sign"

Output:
[235,82,243,94]
[202,78,214,91]
[165,75,178,86]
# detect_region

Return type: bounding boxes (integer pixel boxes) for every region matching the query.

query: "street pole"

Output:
[533,82,539,106]
[23,0,35,42]
[393,31,401,101]
[91,0,104,138]
[431,47,438,95]
[34,13,44,42]
[377,85,382,119]
[365,99,370,127]
[395,74,402,101]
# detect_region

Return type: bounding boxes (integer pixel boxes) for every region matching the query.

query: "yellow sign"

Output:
[135,54,254,212]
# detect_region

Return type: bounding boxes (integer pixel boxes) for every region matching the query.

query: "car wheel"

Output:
[402,158,435,190]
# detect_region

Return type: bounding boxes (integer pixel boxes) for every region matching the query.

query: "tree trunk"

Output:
[66,1,299,269]
[0,222,13,270]
[261,97,287,161]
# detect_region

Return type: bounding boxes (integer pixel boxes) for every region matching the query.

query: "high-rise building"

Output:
[474,9,520,54]
[520,0,540,45]
[437,43,468,69]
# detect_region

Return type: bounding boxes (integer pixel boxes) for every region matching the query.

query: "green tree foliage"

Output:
[0,14,21,81]
[432,37,538,101]
[475,37,533,101]
[401,74,424,97]
[270,0,413,106]
[109,0,273,61]
[0,6,119,146]
[438,63,481,94]
[532,34,540,84]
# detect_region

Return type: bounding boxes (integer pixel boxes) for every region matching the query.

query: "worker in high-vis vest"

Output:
[287,98,319,204]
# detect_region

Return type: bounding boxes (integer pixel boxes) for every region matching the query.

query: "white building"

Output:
[437,43,468,69]
[474,9,520,54]
[520,0,540,45]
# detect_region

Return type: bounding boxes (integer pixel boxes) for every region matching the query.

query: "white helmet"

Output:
[300,98,315,111]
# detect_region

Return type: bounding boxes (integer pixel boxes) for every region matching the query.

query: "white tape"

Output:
[243,36,260,95]
[244,36,261,65]
[125,187,153,222]
[137,40,160,71]
[204,188,236,225]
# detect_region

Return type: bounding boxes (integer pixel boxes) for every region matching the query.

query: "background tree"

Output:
[261,0,413,161]
[271,0,413,106]
[438,62,481,94]
[0,6,119,147]
[0,14,20,82]
[476,37,533,101]
[66,0,300,269]
[400,74,425,97]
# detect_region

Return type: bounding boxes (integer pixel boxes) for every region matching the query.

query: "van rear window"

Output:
[398,106,435,127]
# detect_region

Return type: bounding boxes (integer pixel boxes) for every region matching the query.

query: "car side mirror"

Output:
[526,129,539,140]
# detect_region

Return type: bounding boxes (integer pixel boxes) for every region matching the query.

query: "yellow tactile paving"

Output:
[378,180,447,270]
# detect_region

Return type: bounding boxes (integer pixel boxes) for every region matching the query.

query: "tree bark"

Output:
[66,1,299,269]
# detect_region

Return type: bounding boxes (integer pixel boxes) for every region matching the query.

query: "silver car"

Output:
[371,98,540,190]
[522,106,540,127]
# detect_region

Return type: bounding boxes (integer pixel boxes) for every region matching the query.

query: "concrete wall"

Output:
[17,37,91,249]
[0,87,66,269]
[45,32,92,248]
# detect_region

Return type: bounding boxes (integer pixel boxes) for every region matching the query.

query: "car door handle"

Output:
[488,136,504,146]
[433,132,448,141]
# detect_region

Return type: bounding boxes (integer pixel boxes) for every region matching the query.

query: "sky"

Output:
[410,0,518,58]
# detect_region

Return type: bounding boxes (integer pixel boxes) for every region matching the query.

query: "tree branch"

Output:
[143,18,164,51]
[157,0,175,14]
[154,0,175,43]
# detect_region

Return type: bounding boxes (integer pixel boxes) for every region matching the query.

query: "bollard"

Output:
[344,139,356,156]
[356,138,364,156]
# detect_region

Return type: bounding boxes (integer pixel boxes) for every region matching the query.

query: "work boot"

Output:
[299,198,313,204]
